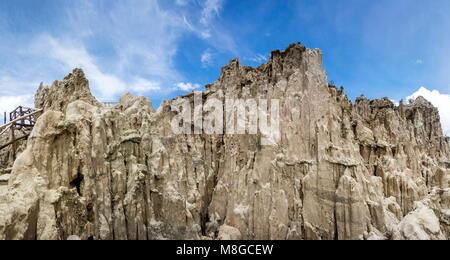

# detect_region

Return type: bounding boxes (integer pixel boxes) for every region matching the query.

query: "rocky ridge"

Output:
[0,43,449,240]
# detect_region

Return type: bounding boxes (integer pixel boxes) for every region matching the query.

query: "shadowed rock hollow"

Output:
[0,43,449,240]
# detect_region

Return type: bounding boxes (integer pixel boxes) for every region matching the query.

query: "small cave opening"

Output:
[351,121,358,137]
[70,172,84,196]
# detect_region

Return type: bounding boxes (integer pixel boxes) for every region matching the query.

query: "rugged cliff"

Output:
[0,43,449,240]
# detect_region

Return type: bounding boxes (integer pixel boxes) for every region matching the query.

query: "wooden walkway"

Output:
[0,106,43,156]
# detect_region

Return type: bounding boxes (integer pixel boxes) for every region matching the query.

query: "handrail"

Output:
[0,125,11,136]
[0,134,30,151]
[0,109,43,132]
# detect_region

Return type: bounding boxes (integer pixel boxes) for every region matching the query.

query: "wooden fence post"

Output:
[11,123,16,160]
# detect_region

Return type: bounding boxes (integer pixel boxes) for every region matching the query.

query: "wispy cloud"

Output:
[201,50,213,67]
[176,0,190,6]
[0,0,267,110]
[129,78,162,95]
[0,75,40,97]
[180,0,236,53]
[174,82,201,92]
[35,35,127,99]
[0,0,205,107]
[200,0,224,26]
[247,54,268,64]
[40,35,168,99]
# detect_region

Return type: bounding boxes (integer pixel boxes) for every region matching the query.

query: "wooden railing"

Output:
[0,108,43,156]
[0,109,43,132]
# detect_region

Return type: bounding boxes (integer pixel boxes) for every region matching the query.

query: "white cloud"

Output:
[248,54,268,64]
[201,50,213,67]
[176,0,190,6]
[31,35,167,100]
[0,76,40,96]
[174,82,201,92]
[104,0,184,81]
[0,95,34,121]
[0,0,236,107]
[1,0,191,104]
[130,78,161,94]
[181,0,232,49]
[37,36,127,100]
[179,1,237,54]
[200,30,212,39]
[200,0,224,26]
[407,87,450,136]
[390,99,400,106]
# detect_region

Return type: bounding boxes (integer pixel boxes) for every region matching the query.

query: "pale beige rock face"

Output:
[0,43,449,240]
[0,177,7,196]
[217,225,242,240]
[0,129,27,170]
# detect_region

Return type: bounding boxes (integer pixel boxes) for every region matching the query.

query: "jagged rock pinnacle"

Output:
[35,68,99,112]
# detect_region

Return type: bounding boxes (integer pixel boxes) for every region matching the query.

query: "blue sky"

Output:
[1,0,450,132]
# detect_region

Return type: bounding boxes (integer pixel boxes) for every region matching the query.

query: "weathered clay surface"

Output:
[0,43,449,240]
[0,129,27,170]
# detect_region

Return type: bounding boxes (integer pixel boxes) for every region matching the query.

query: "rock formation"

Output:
[0,43,449,240]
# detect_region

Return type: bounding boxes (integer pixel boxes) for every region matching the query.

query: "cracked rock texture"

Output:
[0,43,450,240]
